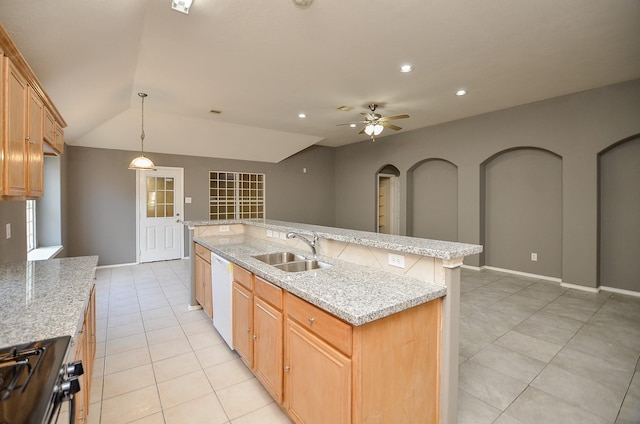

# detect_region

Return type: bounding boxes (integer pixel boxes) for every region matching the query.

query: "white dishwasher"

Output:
[211,252,234,349]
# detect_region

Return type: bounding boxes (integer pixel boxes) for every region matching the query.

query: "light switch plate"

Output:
[219,225,229,232]
[5,223,10,239]
[185,197,192,204]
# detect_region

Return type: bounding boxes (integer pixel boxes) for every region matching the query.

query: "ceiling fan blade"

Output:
[381,122,402,131]
[358,128,366,134]
[380,114,409,121]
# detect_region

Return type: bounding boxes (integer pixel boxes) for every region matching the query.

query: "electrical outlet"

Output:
[219,225,229,232]
[531,252,538,262]
[267,230,273,238]
[5,223,10,239]
[388,253,405,268]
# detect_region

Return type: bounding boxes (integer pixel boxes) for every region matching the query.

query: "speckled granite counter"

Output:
[0,256,98,347]
[190,219,481,260]
[194,233,449,326]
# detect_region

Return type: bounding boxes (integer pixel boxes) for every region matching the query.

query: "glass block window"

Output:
[146,176,176,218]
[209,171,265,220]
[26,200,36,252]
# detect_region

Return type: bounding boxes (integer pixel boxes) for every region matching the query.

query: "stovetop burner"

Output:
[0,336,71,424]
[0,345,46,401]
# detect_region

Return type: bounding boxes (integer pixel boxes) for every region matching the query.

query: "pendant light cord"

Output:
[139,92,147,155]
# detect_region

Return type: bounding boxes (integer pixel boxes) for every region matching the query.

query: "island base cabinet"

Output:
[285,319,352,424]
[254,296,283,403]
[232,281,253,368]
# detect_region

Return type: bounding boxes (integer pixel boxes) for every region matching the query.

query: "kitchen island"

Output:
[189,220,482,423]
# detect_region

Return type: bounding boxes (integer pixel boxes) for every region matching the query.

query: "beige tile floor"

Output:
[85,260,640,424]
[87,260,292,424]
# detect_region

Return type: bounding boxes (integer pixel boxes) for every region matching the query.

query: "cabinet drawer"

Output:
[286,292,352,356]
[195,243,211,262]
[255,276,283,311]
[233,265,253,290]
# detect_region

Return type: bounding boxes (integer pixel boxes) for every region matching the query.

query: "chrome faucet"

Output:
[286,231,319,258]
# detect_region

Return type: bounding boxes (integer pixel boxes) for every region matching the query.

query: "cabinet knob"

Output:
[285,365,290,372]
[253,334,257,340]
[246,327,251,333]
[308,317,315,324]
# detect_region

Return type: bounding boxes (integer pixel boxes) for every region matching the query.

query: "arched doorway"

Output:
[376,164,400,234]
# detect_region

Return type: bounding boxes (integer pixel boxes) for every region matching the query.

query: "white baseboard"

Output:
[560,282,599,293]
[481,266,562,283]
[461,264,482,271]
[187,304,203,311]
[96,262,137,269]
[600,285,640,298]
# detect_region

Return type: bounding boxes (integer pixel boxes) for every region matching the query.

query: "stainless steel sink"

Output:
[274,260,331,273]
[252,252,305,265]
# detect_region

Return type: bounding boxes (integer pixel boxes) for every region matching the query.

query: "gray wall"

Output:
[64,145,335,266]
[334,79,640,288]
[408,159,458,241]
[0,200,26,263]
[483,148,562,277]
[599,136,640,292]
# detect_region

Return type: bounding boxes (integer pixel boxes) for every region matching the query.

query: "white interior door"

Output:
[137,166,184,263]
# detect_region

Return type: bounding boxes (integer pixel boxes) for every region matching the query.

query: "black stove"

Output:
[0,336,82,424]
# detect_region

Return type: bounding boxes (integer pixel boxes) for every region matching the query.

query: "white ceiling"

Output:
[1,0,639,162]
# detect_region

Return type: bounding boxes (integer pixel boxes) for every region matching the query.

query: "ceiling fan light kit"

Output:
[337,103,409,142]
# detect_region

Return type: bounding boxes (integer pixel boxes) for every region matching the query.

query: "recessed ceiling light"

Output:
[171,0,193,14]
[350,124,357,128]
[337,105,354,112]
[400,64,414,73]
[456,89,467,96]
[298,113,307,119]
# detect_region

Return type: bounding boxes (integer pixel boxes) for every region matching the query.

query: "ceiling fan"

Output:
[337,103,409,141]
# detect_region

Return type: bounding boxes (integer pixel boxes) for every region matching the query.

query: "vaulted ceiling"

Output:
[1,0,639,162]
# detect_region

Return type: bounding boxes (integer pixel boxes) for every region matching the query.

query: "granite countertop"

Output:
[188,219,483,260]
[0,256,99,347]
[194,234,449,326]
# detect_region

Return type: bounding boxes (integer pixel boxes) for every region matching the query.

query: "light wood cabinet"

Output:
[26,86,44,197]
[232,280,253,367]
[253,277,283,403]
[1,23,66,200]
[231,267,284,402]
[44,106,64,155]
[226,264,442,423]
[74,285,96,424]
[284,291,442,424]
[285,318,351,424]
[4,57,28,196]
[195,243,213,318]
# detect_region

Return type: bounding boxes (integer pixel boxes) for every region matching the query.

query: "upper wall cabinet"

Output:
[0,23,66,200]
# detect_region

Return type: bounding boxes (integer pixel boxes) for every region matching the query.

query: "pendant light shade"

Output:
[129,92,156,171]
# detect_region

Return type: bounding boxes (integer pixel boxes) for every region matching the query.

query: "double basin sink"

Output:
[252,252,331,273]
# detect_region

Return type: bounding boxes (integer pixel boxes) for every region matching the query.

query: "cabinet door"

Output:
[204,259,213,319]
[195,255,205,307]
[232,282,253,368]
[285,319,351,424]
[74,326,87,424]
[253,297,283,403]
[26,87,44,196]
[0,49,4,195]
[5,58,28,196]
[54,124,64,153]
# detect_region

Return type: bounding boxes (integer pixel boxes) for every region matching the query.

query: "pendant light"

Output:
[128,92,156,171]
